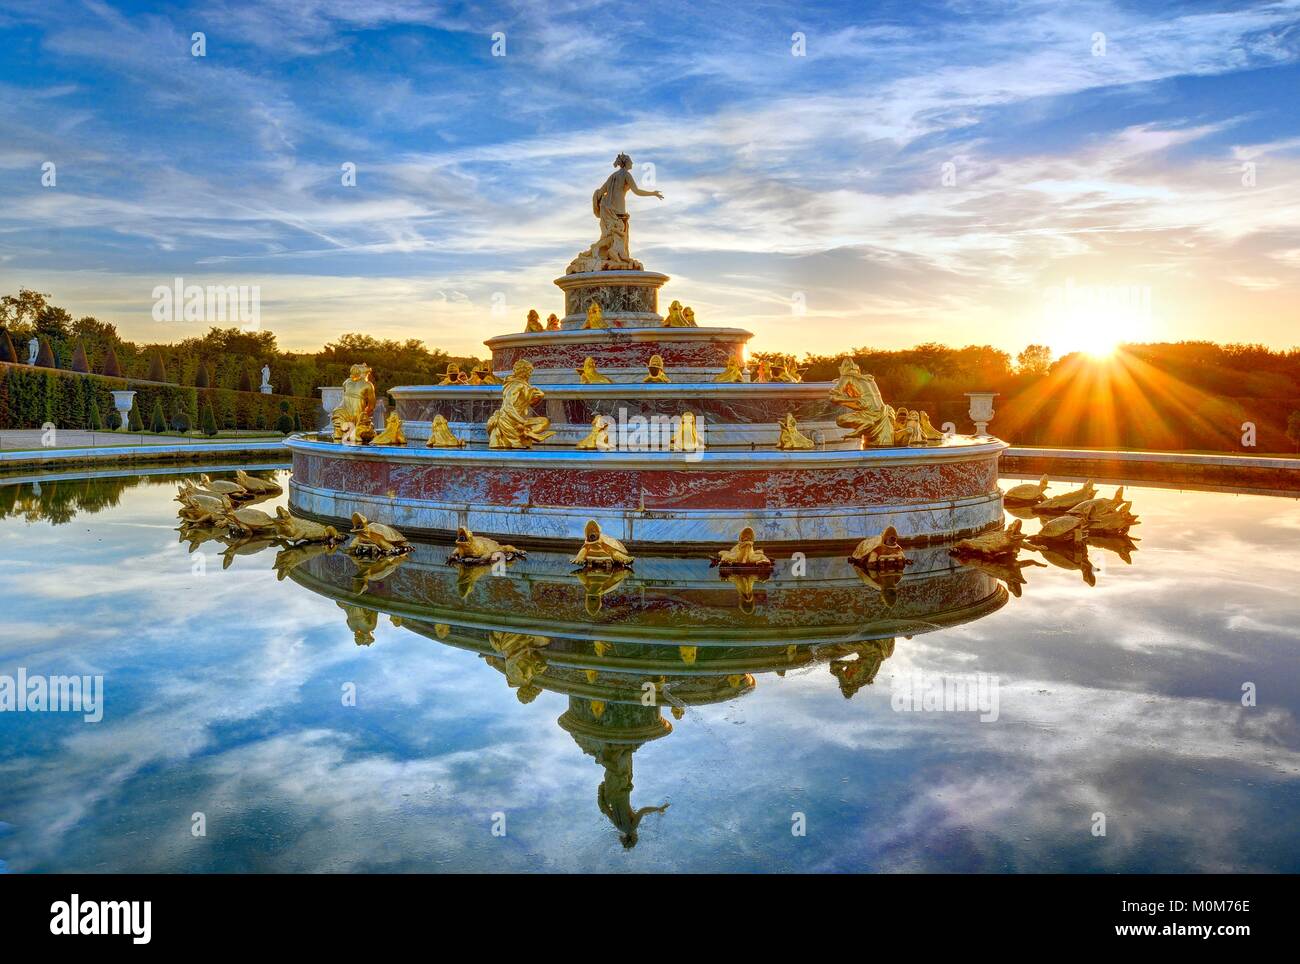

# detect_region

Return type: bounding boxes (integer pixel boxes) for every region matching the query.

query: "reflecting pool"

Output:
[1,469,1298,872]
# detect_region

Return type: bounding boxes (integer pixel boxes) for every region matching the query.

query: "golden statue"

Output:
[331,363,377,444]
[273,506,342,544]
[487,359,556,448]
[524,309,543,333]
[1004,475,1050,505]
[475,366,502,384]
[916,410,945,442]
[372,411,405,446]
[572,519,634,569]
[449,526,525,564]
[849,525,911,570]
[662,300,690,327]
[950,520,1027,558]
[830,358,896,446]
[576,415,614,450]
[670,411,704,451]
[199,474,247,499]
[487,631,550,696]
[337,601,379,646]
[582,301,608,329]
[576,356,612,384]
[751,359,771,383]
[466,369,483,385]
[712,526,773,571]
[437,362,461,385]
[594,743,669,850]
[346,512,412,556]
[546,312,561,330]
[426,414,465,448]
[642,354,671,383]
[713,358,745,382]
[682,306,697,326]
[777,412,815,450]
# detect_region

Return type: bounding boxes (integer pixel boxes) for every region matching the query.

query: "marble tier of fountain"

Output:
[286,155,1007,548]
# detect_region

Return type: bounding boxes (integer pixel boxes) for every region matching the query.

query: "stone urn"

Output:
[964,392,998,436]
[110,390,137,432]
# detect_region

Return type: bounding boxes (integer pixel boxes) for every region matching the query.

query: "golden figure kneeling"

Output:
[524,309,543,333]
[546,312,561,330]
[830,358,896,447]
[331,363,377,445]
[682,306,698,326]
[487,359,556,448]
[577,356,613,384]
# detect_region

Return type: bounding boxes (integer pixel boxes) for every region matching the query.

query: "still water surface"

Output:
[1,470,1297,872]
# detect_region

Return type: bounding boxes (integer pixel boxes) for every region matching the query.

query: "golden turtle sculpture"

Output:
[1033,514,1088,543]
[849,525,912,570]
[222,506,279,536]
[1003,475,1049,505]
[346,512,412,556]
[449,526,526,564]
[712,526,773,572]
[199,474,249,499]
[235,470,283,496]
[1068,486,1139,533]
[1035,479,1096,513]
[950,519,1027,558]
[273,506,342,544]
[571,520,634,569]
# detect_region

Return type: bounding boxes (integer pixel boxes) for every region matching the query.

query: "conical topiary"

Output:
[201,402,218,437]
[35,338,57,368]
[102,344,123,377]
[149,399,167,433]
[128,403,143,432]
[88,393,103,430]
[70,339,90,373]
[0,328,16,364]
[238,368,252,393]
[147,352,168,383]
[195,363,210,388]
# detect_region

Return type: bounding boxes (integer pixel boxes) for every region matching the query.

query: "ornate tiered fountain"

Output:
[286,154,1007,549]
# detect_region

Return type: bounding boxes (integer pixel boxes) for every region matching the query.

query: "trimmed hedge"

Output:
[0,361,317,432]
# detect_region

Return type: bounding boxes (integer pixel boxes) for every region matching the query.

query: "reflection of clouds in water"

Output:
[1,478,1298,871]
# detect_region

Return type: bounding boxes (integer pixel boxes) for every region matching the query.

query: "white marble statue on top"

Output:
[566,153,663,274]
[27,337,38,365]
[260,364,273,394]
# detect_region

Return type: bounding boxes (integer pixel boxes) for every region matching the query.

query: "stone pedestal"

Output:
[554,270,669,328]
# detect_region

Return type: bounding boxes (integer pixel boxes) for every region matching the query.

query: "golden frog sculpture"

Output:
[849,525,912,570]
[576,415,614,450]
[426,414,465,448]
[712,526,773,571]
[582,301,608,329]
[576,356,613,384]
[642,354,671,383]
[777,412,815,450]
[524,309,543,333]
[713,358,745,382]
[670,411,704,451]
[372,411,405,446]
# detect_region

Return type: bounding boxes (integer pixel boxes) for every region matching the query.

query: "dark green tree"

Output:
[0,328,16,363]
[195,363,210,388]
[35,338,57,368]
[170,399,190,433]
[147,352,169,383]
[88,393,103,430]
[101,344,123,377]
[70,340,90,373]
[128,403,144,432]
[149,399,167,433]
[275,400,294,434]
[238,368,253,392]
[201,402,218,437]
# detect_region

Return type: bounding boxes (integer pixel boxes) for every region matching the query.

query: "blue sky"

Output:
[1,0,1299,356]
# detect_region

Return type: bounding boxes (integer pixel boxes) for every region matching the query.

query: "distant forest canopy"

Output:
[4,288,1299,451]
[0,289,486,397]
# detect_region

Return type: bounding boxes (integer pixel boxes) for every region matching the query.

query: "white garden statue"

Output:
[260,365,273,394]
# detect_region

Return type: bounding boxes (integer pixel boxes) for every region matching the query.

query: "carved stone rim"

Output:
[554,270,670,287]
[284,432,1007,470]
[485,326,753,349]
[391,380,833,398]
